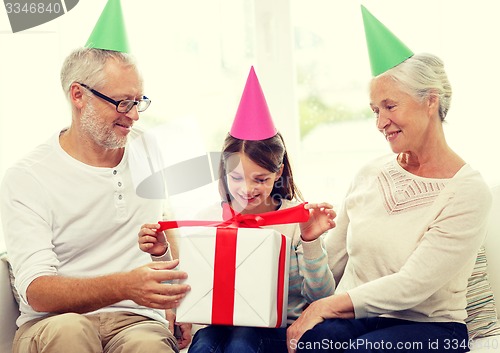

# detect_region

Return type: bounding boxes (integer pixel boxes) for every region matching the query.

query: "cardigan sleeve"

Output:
[297,236,336,303]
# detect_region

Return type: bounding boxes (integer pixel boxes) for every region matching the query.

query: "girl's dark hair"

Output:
[218,132,303,204]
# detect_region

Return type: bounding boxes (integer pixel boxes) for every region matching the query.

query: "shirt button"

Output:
[118,182,122,187]
[118,195,123,200]
[113,170,117,175]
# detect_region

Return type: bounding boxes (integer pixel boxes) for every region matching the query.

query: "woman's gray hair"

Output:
[380,53,452,121]
[60,47,138,101]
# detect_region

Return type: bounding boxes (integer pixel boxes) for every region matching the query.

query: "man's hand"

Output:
[126,260,190,309]
[26,259,190,314]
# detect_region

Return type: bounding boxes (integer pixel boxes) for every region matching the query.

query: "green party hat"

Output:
[85,0,130,53]
[361,5,413,76]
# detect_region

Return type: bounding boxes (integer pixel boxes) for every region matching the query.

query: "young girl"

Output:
[138,67,336,353]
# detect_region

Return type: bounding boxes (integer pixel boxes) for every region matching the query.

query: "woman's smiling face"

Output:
[370,75,433,155]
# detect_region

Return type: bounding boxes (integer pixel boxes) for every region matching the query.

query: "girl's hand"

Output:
[138,223,168,256]
[299,203,336,241]
[166,309,192,349]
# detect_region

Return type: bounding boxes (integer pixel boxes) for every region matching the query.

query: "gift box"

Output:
[175,226,290,328]
[158,203,309,327]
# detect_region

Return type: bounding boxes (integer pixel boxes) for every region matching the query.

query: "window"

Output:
[290,0,500,203]
[292,0,385,203]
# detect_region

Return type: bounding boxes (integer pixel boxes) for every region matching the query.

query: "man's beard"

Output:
[80,102,128,149]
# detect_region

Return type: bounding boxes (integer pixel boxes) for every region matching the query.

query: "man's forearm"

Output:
[26,272,130,314]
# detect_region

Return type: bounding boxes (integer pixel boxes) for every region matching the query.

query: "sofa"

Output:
[0,255,18,353]
[1,184,500,352]
[469,184,500,351]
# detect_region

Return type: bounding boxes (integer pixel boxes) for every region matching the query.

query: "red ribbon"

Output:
[158,202,309,231]
[212,227,238,325]
[276,234,287,328]
[158,202,309,326]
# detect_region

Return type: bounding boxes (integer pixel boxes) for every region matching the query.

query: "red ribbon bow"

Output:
[158,202,309,231]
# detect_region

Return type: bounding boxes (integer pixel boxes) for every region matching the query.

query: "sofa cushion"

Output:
[466,246,500,339]
[0,252,20,304]
[0,252,19,353]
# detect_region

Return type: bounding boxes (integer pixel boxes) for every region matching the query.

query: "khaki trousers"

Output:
[13,311,179,353]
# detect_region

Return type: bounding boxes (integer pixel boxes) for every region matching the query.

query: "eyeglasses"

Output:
[78,83,151,113]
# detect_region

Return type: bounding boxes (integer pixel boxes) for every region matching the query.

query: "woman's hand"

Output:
[286,294,354,353]
[286,297,330,353]
[300,203,336,241]
[138,223,168,256]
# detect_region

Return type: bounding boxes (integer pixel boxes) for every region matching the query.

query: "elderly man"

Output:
[0,1,190,352]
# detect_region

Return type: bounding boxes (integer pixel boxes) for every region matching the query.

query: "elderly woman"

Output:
[286,6,492,349]
[285,6,493,352]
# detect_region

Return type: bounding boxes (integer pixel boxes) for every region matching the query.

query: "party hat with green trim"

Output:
[361,5,413,76]
[85,0,130,53]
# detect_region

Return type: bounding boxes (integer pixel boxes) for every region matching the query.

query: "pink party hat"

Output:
[230,66,277,140]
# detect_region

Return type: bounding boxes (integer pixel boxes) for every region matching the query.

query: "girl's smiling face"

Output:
[226,152,283,214]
